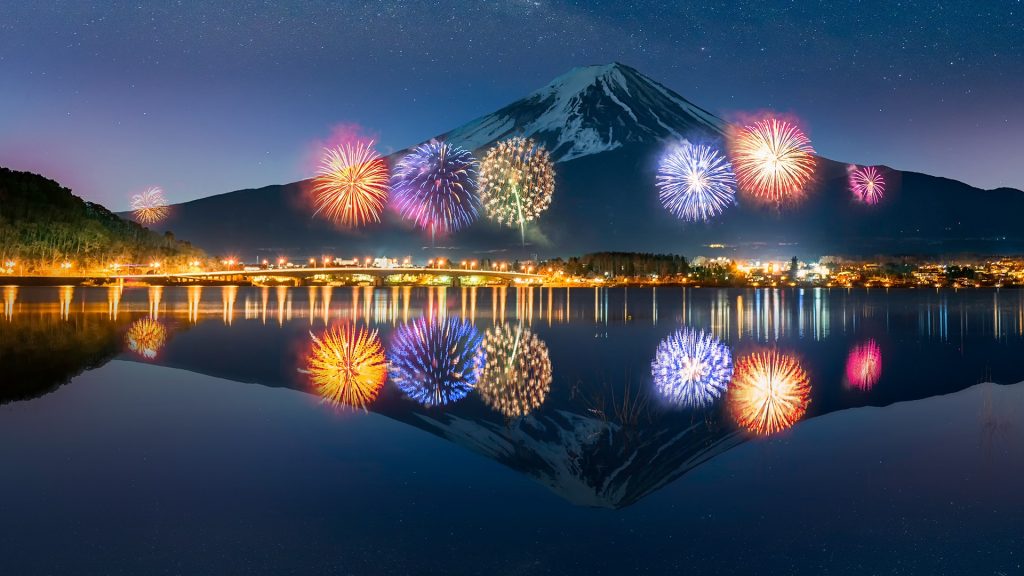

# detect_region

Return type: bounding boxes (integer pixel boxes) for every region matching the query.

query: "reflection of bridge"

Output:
[112,266,543,286]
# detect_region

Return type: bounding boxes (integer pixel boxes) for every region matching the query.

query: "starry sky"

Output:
[1,1,1021,209]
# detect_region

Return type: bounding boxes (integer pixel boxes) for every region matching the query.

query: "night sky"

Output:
[1,1,1021,210]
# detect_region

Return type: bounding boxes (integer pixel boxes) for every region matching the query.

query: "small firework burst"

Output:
[126,317,167,359]
[303,324,387,410]
[312,140,389,227]
[651,327,733,409]
[389,316,485,407]
[849,165,885,205]
[130,187,169,224]
[392,140,480,237]
[845,339,882,391]
[477,323,553,418]
[656,142,737,222]
[728,350,811,436]
[477,137,555,243]
[731,118,816,204]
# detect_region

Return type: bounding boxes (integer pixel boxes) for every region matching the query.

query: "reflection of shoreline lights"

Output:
[312,141,389,227]
[651,327,733,408]
[849,165,885,205]
[729,350,811,435]
[304,324,387,410]
[656,142,737,222]
[126,318,167,359]
[477,324,552,418]
[478,137,555,243]
[731,118,816,203]
[130,187,169,224]
[845,339,882,391]
[392,141,480,237]
[389,317,484,407]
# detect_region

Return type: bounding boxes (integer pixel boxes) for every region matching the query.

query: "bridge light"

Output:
[309,258,316,265]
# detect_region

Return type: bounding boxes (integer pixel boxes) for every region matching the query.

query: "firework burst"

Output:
[478,137,555,244]
[845,339,882,391]
[728,350,811,436]
[303,324,387,410]
[312,140,389,227]
[126,318,167,359]
[731,118,816,204]
[651,327,733,409]
[849,165,885,205]
[656,142,737,222]
[392,140,480,238]
[477,323,553,418]
[130,187,169,224]
[389,316,485,407]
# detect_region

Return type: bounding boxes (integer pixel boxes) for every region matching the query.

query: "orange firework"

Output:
[731,118,816,204]
[304,324,387,410]
[728,350,811,436]
[126,318,167,359]
[130,186,169,224]
[312,141,389,227]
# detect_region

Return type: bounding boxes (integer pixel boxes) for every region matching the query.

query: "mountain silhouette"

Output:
[132,63,1024,261]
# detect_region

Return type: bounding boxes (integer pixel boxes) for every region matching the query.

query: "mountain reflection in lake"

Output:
[1,285,1022,574]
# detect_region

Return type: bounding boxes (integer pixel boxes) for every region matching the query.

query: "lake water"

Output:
[1,285,1022,575]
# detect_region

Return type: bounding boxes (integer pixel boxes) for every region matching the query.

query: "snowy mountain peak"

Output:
[441,63,727,162]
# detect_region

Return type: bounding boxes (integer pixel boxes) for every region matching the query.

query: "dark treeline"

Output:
[0,167,204,272]
[545,252,690,277]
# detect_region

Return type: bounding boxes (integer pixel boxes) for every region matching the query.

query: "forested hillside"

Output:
[0,167,204,273]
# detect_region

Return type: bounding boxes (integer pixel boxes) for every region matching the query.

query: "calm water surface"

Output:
[0,285,1022,575]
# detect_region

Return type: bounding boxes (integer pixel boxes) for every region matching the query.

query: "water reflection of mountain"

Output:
[0,313,128,404]
[380,403,743,508]
[6,285,1024,509]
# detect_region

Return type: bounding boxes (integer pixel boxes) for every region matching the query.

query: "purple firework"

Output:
[391,140,480,237]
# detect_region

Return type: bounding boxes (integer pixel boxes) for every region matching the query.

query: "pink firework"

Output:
[850,166,885,205]
[845,339,882,391]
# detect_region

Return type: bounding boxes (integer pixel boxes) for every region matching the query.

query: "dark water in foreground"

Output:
[0,285,1022,575]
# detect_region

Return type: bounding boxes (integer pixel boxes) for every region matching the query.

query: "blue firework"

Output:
[391,140,480,236]
[656,142,737,222]
[651,327,734,408]
[389,316,485,407]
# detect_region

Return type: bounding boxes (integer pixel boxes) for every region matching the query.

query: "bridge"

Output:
[111,266,543,286]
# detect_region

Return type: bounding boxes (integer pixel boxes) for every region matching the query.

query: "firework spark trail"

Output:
[849,165,886,205]
[389,316,485,407]
[391,140,480,239]
[478,137,555,245]
[477,323,552,418]
[303,324,387,410]
[845,339,882,391]
[728,350,811,435]
[731,118,816,204]
[651,327,734,408]
[130,187,169,224]
[656,142,737,222]
[312,140,389,227]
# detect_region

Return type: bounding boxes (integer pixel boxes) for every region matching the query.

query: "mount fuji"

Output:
[139,63,1024,260]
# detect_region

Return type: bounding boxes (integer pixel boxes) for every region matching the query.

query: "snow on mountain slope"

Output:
[441,62,727,162]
